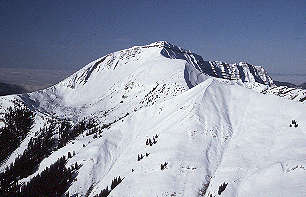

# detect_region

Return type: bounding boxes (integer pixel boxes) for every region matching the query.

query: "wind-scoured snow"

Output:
[0,41,305,197]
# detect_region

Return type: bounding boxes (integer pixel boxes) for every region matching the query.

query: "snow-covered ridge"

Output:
[58,41,273,90]
[23,41,304,122]
[59,41,182,89]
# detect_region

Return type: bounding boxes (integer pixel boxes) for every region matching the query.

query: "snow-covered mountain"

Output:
[14,41,305,118]
[0,41,305,197]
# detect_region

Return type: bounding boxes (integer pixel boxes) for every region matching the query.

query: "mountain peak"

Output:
[57,41,275,91]
[135,41,192,55]
[150,41,192,53]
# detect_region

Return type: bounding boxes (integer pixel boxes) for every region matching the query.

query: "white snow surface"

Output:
[50,79,306,197]
[0,41,305,196]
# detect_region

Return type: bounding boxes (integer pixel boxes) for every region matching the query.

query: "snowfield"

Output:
[0,41,305,197]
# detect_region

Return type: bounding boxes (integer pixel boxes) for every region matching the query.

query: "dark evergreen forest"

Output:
[0,100,99,196]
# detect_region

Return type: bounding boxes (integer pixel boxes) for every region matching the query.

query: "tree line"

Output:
[0,100,35,163]
[2,155,79,197]
[0,115,96,196]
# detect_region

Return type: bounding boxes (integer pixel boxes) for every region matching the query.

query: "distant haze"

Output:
[0,67,74,92]
[0,0,305,76]
[270,73,306,86]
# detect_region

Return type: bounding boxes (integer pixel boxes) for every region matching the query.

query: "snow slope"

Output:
[0,41,305,196]
[12,78,305,197]
[82,79,306,196]
[19,78,305,197]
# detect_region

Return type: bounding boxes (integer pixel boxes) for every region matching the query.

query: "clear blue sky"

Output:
[0,0,305,74]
